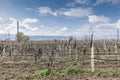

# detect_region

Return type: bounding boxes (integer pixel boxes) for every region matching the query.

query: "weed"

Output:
[65,67,82,74]
[33,69,51,78]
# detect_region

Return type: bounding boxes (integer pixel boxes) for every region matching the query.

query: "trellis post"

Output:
[90,28,95,72]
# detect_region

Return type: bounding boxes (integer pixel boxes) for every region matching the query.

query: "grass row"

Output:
[32,67,120,78]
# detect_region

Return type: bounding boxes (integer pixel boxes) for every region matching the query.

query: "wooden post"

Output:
[103,41,106,51]
[35,54,37,63]
[90,29,95,72]
[69,46,71,58]
[89,28,91,41]
[75,48,79,60]
[3,47,6,57]
[115,43,118,53]
[17,21,19,42]
[103,41,107,54]
[117,28,119,41]
[13,46,16,55]
[116,28,119,64]
[58,44,61,57]
[91,44,94,72]
[9,45,12,57]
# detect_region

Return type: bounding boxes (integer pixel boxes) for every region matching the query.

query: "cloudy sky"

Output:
[0,0,120,38]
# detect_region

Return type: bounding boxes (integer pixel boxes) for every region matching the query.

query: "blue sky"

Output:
[0,0,120,38]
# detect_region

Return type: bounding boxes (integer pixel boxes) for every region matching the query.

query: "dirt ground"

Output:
[0,55,120,80]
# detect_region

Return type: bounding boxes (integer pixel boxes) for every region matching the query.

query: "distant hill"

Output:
[0,34,70,41]
[0,34,117,41]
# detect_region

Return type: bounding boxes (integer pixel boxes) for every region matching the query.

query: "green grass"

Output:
[33,69,52,78]
[33,67,120,78]
[65,67,82,74]
[33,67,81,78]
[33,68,62,78]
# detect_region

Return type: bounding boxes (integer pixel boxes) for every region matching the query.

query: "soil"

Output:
[0,55,120,80]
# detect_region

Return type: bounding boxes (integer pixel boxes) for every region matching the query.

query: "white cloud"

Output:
[20,18,39,32]
[1,16,120,40]
[0,17,2,21]
[88,15,110,23]
[95,0,120,5]
[74,0,89,4]
[66,0,89,7]
[61,27,67,31]
[8,17,18,28]
[38,7,52,15]
[94,25,116,36]
[116,19,120,29]
[0,29,4,34]
[0,17,39,34]
[22,18,38,24]
[38,7,58,16]
[17,18,120,39]
[0,17,17,34]
[52,12,58,16]
[35,22,115,38]
[38,7,91,18]
[0,17,68,36]
[26,25,68,36]
[59,8,92,18]
[74,23,117,39]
